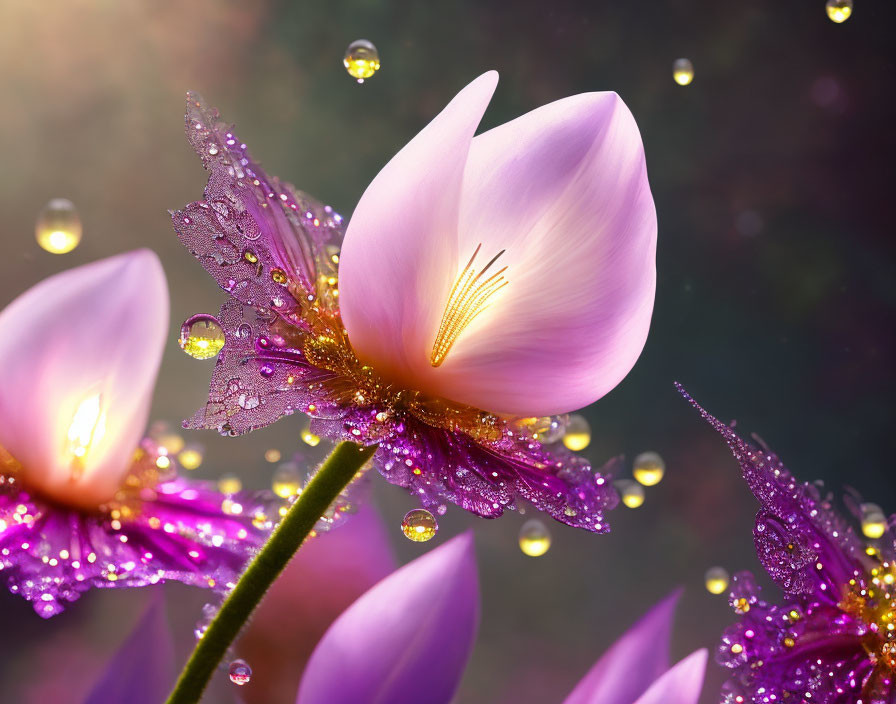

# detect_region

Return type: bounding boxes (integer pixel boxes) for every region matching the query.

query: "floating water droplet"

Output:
[633,451,665,486]
[705,566,730,595]
[401,509,437,542]
[264,448,281,463]
[861,502,887,539]
[825,0,852,23]
[228,659,252,686]
[616,479,645,509]
[177,443,204,470]
[525,415,568,444]
[672,58,694,86]
[561,414,591,451]
[518,519,551,557]
[179,315,226,360]
[343,39,381,82]
[35,198,82,254]
[272,463,301,498]
[218,474,242,495]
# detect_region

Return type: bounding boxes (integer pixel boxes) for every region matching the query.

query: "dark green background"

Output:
[0,1,893,701]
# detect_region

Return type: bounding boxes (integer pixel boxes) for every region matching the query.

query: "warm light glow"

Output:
[178,446,203,470]
[35,198,82,254]
[343,39,381,82]
[66,394,106,474]
[301,429,321,447]
[826,0,852,23]
[518,519,552,556]
[672,58,694,86]
[705,566,730,595]
[561,414,591,452]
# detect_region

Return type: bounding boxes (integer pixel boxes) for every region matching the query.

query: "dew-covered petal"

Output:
[338,72,498,388]
[83,599,174,704]
[0,250,168,508]
[632,649,708,704]
[421,91,656,416]
[238,505,397,704]
[562,590,680,704]
[295,533,479,704]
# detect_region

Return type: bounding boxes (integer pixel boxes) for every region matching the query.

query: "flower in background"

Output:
[679,384,896,703]
[89,534,705,703]
[0,251,278,617]
[173,71,657,531]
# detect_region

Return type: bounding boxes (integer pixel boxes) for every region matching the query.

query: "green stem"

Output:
[165,441,378,704]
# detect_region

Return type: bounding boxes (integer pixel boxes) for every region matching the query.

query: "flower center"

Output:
[430,244,508,367]
[841,557,896,670]
[66,393,106,480]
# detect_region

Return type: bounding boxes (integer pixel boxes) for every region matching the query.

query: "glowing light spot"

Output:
[616,479,645,509]
[673,58,694,86]
[704,566,730,595]
[343,39,381,82]
[826,0,852,23]
[178,445,204,470]
[218,474,242,495]
[67,394,106,475]
[401,509,438,542]
[561,414,591,452]
[179,315,226,360]
[264,448,282,463]
[861,503,888,539]
[36,199,82,254]
[301,429,321,447]
[633,451,665,486]
[518,519,552,557]
[272,464,301,498]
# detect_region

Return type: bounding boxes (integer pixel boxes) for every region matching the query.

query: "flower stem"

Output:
[165,441,378,704]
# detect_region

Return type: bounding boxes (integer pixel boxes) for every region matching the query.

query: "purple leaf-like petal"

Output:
[632,649,708,704]
[296,532,479,704]
[562,590,681,704]
[83,599,174,704]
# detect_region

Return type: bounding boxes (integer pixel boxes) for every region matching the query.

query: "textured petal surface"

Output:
[562,590,680,704]
[83,599,174,704]
[632,649,708,704]
[0,250,168,507]
[238,505,397,704]
[338,72,498,388]
[426,92,657,416]
[296,533,479,704]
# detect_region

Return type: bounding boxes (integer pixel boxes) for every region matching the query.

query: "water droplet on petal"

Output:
[179,315,226,360]
[343,39,380,82]
[673,58,694,85]
[228,659,252,686]
[861,502,888,539]
[561,415,591,452]
[705,566,730,595]
[633,451,665,486]
[518,519,551,557]
[401,509,437,542]
[826,0,852,23]
[616,479,645,509]
[35,198,82,254]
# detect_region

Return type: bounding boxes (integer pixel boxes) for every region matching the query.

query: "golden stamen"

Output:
[430,244,508,367]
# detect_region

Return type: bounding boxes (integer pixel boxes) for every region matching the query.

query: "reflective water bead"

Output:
[343,39,381,82]
[35,198,82,254]
[177,444,204,470]
[179,315,226,360]
[861,502,887,539]
[218,474,242,495]
[672,58,694,86]
[401,509,438,542]
[561,414,591,451]
[633,451,665,486]
[705,566,730,595]
[825,0,852,23]
[228,659,252,686]
[527,415,568,444]
[518,519,551,557]
[272,463,301,498]
[616,479,645,509]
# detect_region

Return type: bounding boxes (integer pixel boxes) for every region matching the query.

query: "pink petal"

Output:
[432,91,657,416]
[83,598,174,704]
[338,72,498,389]
[562,590,680,704]
[239,505,397,704]
[295,533,479,704]
[0,250,168,508]
[632,649,708,704]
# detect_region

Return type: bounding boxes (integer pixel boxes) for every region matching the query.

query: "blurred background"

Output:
[0,0,894,701]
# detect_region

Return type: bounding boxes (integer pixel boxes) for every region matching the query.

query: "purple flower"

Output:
[679,384,896,703]
[173,72,657,531]
[0,251,280,616]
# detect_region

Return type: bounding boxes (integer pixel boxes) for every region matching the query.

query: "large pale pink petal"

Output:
[562,590,680,704]
[338,72,498,387]
[0,250,168,508]
[632,649,708,704]
[428,91,657,416]
[295,533,479,704]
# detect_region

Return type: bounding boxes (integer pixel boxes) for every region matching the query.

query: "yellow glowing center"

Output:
[66,394,106,478]
[430,244,508,367]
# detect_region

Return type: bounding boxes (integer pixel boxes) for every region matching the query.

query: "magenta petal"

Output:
[0,250,168,507]
[295,533,479,704]
[632,649,708,704]
[562,590,681,704]
[83,599,174,704]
